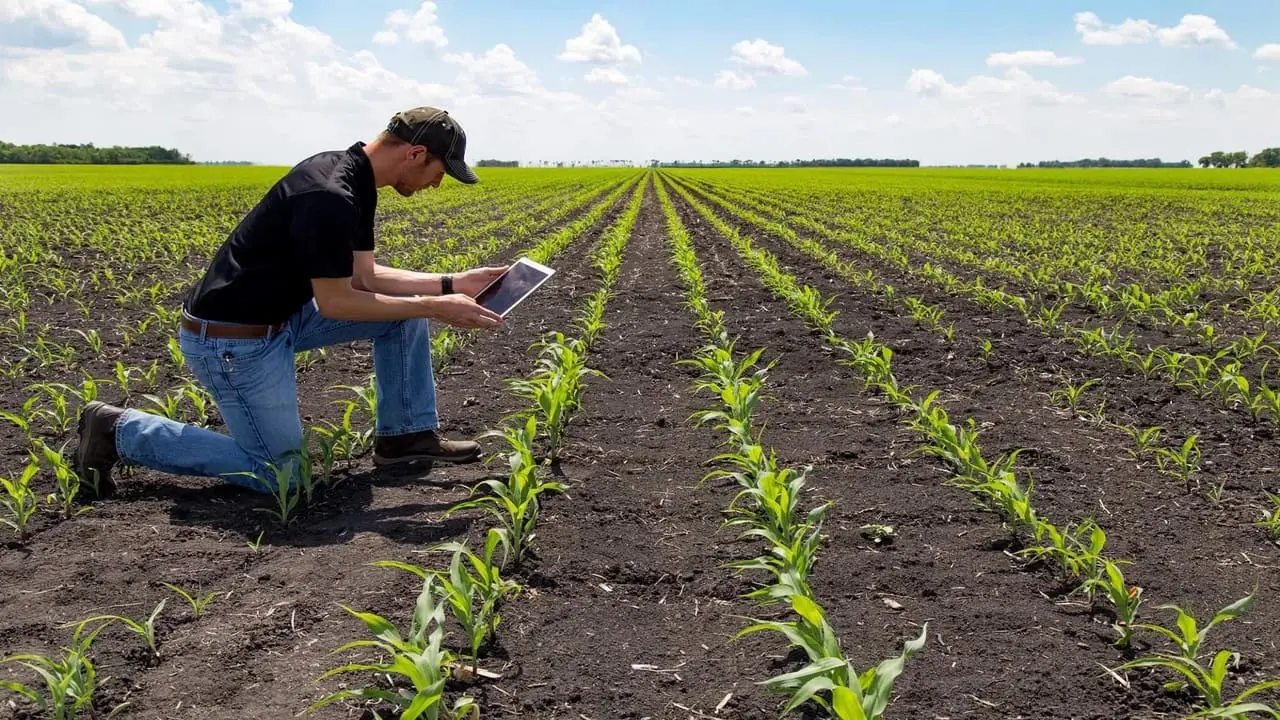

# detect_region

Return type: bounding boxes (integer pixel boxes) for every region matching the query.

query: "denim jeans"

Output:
[113,300,439,492]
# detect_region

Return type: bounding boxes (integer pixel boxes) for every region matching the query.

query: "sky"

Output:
[3,0,1280,166]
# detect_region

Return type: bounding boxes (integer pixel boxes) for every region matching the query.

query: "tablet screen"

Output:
[475,260,554,316]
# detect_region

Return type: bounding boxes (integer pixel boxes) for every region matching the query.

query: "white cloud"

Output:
[558,13,640,65]
[228,0,291,18]
[2,0,128,49]
[1254,44,1280,61]
[782,95,806,113]
[714,70,755,90]
[1074,11,1234,49]
[673,75,701,87]
[1205,84,1276,108]
[735,106,755,116]
[375,2,446,48]
[987,50,1083,67]
[907,67,1080,105]
[1103,75,1192,102]
[585,66,628,85]
[1074,11,1156,46]
[906,68,948,97]
[1155,14,1234,48]
[445,43,540,95]
[729,39,807,77]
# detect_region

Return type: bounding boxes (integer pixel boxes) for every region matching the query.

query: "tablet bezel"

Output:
[472,257,557,318]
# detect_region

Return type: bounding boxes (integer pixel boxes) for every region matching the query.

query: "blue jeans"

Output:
[113,301,439,493]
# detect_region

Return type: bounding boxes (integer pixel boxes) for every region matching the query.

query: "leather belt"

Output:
[180,310,287,339]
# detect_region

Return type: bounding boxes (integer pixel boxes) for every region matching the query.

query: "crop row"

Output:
[683,177,1280,427]
[657,176,926,719]
[665,174,1280,524]
[302,177,646,718]
[659,172,1280,719]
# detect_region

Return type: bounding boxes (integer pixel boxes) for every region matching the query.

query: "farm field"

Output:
[2,164,1279,720]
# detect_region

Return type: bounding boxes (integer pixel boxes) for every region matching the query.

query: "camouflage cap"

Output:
[386,106,478,184]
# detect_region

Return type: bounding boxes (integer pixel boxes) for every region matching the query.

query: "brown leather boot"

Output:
[75,401,124,498]
[372,428,481,466]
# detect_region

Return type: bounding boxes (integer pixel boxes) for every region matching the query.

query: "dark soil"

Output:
[2,173,1278,720]
[665,174,1280,719]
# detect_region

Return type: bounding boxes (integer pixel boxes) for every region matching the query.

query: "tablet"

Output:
[473,257,556,317]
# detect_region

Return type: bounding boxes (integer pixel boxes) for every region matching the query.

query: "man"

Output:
[73,106,507,497]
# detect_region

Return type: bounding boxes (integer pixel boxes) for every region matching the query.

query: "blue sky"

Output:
[3,1,1278,164]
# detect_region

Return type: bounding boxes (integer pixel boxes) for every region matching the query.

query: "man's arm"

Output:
[351,252,509,298]
[352,251,442,296]
[312,277,502,327]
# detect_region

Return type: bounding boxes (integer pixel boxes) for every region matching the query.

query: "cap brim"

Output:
[445,156,479,184]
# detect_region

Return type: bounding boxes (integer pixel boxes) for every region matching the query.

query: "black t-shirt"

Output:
[183,142,377,324]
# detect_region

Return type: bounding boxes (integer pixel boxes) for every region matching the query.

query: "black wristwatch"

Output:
[441,274,454,294]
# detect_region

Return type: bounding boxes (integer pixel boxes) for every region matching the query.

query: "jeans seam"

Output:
[400,321,413,434]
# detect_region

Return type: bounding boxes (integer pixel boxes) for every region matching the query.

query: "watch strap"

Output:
[442,274,454,294]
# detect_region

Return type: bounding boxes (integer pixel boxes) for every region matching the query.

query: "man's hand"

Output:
[428,294,503,329]
[453,266,508,297]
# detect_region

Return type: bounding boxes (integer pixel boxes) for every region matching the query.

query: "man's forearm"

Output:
[320,287,439,321]
[366,264,443,296]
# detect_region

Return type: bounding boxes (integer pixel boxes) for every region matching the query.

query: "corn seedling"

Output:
[1257,492,1280,544]
[1,463,40,543]
[380,530,521,677]
[736,592,927,719]
[35,440,90,519]
[448,417,563,567]
[309,575,478,720]
[69,598,167,659]
[506,333,604,460]
[0,623,111,720]
[1154,434,1203,492]
[1118,424,1163,460]
[1049,378,1101,413]
[1080,560,1143,647]
[161,583,222,618]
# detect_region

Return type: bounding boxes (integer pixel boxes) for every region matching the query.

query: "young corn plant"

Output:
[1110,594,1279,718]
[69,599,167,660]
[448,417,563,567]
[506,333,604,461]
[1118,424,1163,460]
[1080,560,1143,647]
[1257,491,1280,544]
[161,583,222,619]
[1049,378,1101,413]
[378,529,521,678]
[35,441,91,519]
[0,623,111,720]
[309,575,478,720]
[1,462,40,543]
[1154,434,1203,492]
[736,593,927,720]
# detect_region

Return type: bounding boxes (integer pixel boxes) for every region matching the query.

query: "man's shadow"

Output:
[125,462,487,549]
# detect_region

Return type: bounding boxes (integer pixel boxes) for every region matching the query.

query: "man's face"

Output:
[394,147,447,196]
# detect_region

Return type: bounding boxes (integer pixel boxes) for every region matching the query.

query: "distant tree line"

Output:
[476,159,519,167]
[1197,148,1280,168]
[1018,158,1193,169]
[653,158,920,168]
[0,141,193,165]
